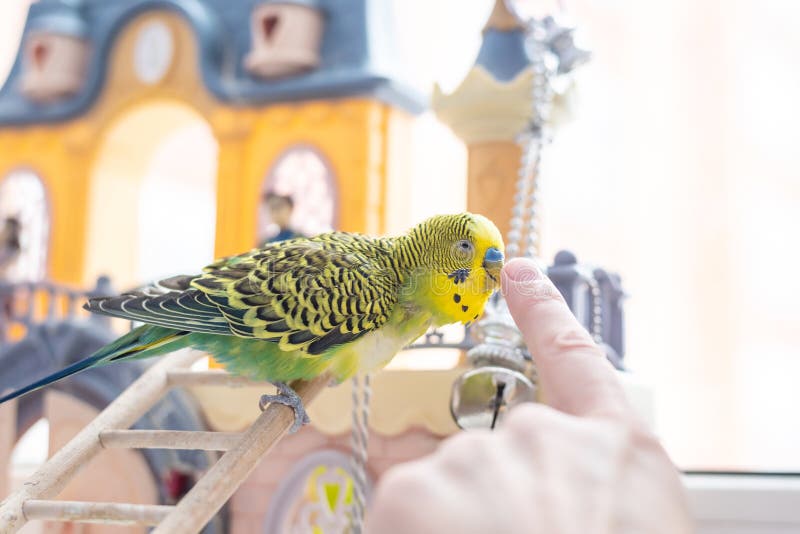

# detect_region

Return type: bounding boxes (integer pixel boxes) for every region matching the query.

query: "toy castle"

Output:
[0,0,424,288]
[0,1,644,533]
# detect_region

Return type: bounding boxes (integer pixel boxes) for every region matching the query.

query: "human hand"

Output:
[367,258,692,534]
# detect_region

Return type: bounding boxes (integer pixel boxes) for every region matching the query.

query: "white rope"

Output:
[349,373,371,533]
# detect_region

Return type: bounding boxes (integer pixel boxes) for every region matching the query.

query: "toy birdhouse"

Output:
[20,1,91,103]
[244,0,325,78]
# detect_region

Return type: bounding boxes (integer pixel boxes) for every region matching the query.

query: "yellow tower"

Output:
[432,0,534,239]
[0,0,424,288]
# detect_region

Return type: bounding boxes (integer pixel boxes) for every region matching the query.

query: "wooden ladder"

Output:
[0,350,330,533]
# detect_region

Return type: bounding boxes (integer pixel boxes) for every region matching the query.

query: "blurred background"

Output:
[0,0,798,477]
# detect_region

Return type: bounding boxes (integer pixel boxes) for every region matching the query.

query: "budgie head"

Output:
[400,213,505,326]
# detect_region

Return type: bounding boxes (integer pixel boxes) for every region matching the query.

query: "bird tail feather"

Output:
[0,325,187,405]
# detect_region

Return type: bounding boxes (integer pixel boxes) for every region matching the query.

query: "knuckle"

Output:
[441,429,490,453]
[378,462,430,498]
[370,469,431,531]
[625,421,665,450]
[437,430,494,465]
[599,416,661,452]
[549,327,600,355]
[503,402,554,432]
[502,402,554,443]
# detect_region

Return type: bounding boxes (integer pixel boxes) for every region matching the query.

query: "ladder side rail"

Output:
[0,350,201,534]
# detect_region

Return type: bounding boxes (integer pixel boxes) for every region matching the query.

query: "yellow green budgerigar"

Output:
[0,213,504,430]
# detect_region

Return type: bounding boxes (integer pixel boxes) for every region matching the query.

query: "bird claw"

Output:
[259,382,310,433]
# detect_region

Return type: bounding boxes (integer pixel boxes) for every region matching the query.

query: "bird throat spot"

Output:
[452,293,469,314]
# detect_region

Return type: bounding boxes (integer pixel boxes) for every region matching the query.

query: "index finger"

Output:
[501,257,632,419]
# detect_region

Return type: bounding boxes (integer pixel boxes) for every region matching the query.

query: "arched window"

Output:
[263,449,367,533]
[258,146,336,243]
[86,101,218,289]
[0,170,49,281]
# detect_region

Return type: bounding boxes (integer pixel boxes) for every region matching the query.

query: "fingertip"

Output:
[502,257,543,286]
[501,260,565,323]
[502,259,548,313]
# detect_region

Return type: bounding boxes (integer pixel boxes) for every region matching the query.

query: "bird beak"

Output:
[482,247,504,287]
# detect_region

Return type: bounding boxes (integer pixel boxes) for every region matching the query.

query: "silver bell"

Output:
[450,366,536,430]
[450,294,537,430]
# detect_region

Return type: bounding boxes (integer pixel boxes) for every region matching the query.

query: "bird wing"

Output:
[83,274,233,335]
[85,236,400,355]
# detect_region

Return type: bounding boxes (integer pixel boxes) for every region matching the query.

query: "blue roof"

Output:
[262,0,322,6]
[0,0,426,126]
[475,28,532,82]
[28,0,90,38]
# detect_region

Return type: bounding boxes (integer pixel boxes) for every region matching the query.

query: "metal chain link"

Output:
[586,274,603,344]
[520,17,604,347]
[509,18,557,262]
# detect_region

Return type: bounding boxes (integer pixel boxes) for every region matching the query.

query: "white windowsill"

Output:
[684,473,800,533]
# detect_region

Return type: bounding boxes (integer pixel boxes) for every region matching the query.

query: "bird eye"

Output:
[455,239,475,259]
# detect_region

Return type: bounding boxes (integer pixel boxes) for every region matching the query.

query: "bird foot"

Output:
[259,382,310,433]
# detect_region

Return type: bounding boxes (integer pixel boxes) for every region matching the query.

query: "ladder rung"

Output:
[167,369,267,387]
[23,500,174,526]
[99,429,242,451]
